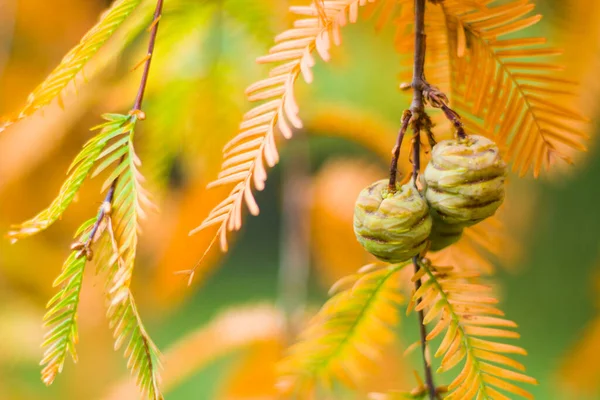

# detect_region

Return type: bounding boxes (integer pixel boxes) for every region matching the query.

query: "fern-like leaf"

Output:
[8,114,131,241]
[411,260,537,399]
[439,0,588,177]
[104,127,153,296]
[101,121,161,399]
[0,0,143,132]
[106,285,163,400]
[40,217,97,386]
[277,262,409,396]
[395,0,588,176]
[188,0,375,274]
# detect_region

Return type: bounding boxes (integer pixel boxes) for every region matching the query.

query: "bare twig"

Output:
[441,103,467,139]
[388,110,412,192]
[412,256,436,400]
[131,0,164,115]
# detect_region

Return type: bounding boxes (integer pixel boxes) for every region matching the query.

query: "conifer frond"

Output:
[105,304,283,399]
[411,260,537,399]
[277,262,409,396]
[40,217,97,386]
[106,284,163,400]
[395,0,588,176]
[102,123,161,399]
[438,0,588,177]
[101,118,153,300]
[0,0,143,132]
[188,0,375,276]
[8,114,132,241]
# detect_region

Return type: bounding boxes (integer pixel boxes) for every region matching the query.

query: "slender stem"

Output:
[78,1,164,254]
[410,0,427,114]
[410,1,436,398]
[132,0,164,113]
[413,257,437,399]
[441,103,467,139]
[388,110,412,192]
[84,184,117,247]
[412,129,421,184]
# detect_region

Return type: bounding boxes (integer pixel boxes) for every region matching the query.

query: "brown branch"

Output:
[388,110,412,192]
[74,0,164,257]
[441,103,467,139]
[413,258,436,400]
[410,1,436,399]
[131,0,164,115]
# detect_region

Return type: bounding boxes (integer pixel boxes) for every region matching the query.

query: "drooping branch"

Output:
[78,0,164,253]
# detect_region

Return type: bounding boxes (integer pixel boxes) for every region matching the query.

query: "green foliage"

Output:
[0,0,143,131]
[278,262,409,395]
[40,217,96,386]
[103,117,152,298]
[8,114,131,241]
[102,117,161,398]
[22,111,161,398]
[107,288,163,400]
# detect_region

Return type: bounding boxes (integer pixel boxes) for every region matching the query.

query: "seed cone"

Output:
[423,135,507,227]
[353,180,432,263]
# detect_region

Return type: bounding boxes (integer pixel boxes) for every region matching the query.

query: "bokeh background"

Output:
[1,0,600,399]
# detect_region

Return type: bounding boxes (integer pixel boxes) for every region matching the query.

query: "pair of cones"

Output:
[354,135,507,263]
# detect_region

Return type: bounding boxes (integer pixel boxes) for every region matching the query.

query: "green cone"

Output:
[423,135,507,228]
[353,180,432,263]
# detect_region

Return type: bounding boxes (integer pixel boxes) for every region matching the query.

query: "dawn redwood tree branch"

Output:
[78,0,165,258]
[410,0,437,398]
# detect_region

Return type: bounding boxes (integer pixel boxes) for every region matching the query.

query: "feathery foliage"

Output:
[40,217,97,386]
[0,0,143,132]
[188,0,375,277]
[24,111,160,397]
[277,261,409,396]
[8,114,132,241]
[396,0,588,177]
[410,259,537,399]
[97,116,151,303]
[102,119,161,399]
[442,0,588,177]
[106,283,163,400]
